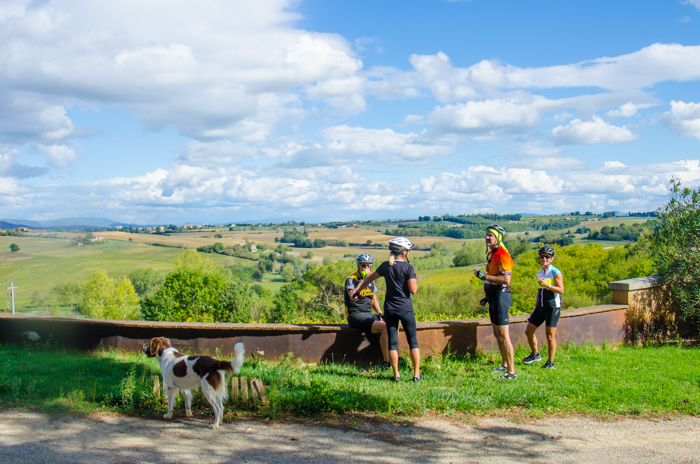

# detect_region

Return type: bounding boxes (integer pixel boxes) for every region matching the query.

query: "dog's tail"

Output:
[231,342,245,374]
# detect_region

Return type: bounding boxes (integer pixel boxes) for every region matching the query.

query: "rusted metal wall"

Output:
[0,304,627,364]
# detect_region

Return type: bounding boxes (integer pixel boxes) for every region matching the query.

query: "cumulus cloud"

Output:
[605,102,638,119]
[661,100,700,140]
[274,125,455,170]
[551,117,639,145]
[0,0,364,142]
[426,96,552,139]
[410,159,700,214]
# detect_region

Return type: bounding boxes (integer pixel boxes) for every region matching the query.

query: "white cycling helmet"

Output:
[388,237,414,253]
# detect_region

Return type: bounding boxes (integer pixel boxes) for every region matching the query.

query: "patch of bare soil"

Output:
[0,252,33,263]
[0,411,698,463]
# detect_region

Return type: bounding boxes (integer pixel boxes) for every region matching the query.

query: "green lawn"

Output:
[1,342,697,420]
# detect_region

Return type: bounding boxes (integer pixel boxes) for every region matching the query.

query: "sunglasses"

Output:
[539,255,553,260]
[360,264,372,268]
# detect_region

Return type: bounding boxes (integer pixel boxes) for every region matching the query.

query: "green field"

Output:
[0,236,239,309]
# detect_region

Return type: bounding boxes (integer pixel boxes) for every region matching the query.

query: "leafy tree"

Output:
[141,250,261,323]
[128,268,164,298]
[504,236,531,257]
[645,178,700,322]
[141,251,228,322]
[302,261,355,318]
[31,291,49,309]
[453,243,483,267]
[322,255,333,266]
[281,263,296,282]
[214,233,223,238]
[213,281,257,322]
[53,281,84,306]
[271,283,302,323]
[306,251,314,259]
[9,243,19,253]
[78,269,140,320]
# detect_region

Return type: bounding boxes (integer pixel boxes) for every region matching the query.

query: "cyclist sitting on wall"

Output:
[344,253,390,368]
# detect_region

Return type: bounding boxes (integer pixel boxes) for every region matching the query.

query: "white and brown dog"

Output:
[143,337,245,429]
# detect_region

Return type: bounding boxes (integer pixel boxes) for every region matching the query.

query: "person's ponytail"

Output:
[389,254,395,266]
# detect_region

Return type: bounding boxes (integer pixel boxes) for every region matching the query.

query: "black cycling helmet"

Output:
[538,245,555,257]
[388,237,414,253]
[356,253,374,264]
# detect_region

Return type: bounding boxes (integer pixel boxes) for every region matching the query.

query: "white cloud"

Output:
[274,125,455,170]
[0,176,24,195]
[35,144,77,168]
[551,117,638,145]
[0,0,364,142]
[661,100,700,140]
[426,96,550,139]
[369,44,700,110]
[682,0,700,11]
[605,102,638,119]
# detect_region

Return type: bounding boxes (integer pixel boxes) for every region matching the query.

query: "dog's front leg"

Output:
[164,385,178,419]
[182,390,193,417]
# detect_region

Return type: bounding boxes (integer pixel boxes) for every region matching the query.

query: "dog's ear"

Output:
[155,337,171,357]
[148,338,161,357]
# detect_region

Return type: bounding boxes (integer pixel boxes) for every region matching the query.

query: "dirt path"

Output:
[0,411,698,463]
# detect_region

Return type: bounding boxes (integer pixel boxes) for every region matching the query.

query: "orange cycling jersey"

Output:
[485,247,513,293]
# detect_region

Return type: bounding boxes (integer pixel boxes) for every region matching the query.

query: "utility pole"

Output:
[5,282,17,315]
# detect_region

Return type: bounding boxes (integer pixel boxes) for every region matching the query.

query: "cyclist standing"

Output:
[474,224,516,379]
[352,237,421,382]
[522,246,564,369]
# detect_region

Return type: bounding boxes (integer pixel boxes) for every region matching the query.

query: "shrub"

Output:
[645,178,700,327]
[128,268,164,298]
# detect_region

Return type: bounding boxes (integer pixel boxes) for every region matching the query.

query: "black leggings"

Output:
[384,311,419,351]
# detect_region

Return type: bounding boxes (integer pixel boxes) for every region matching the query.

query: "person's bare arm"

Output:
[408,277,417,295]
[371,295,382,314]
[486,273,511,286]
[352,271,379,300]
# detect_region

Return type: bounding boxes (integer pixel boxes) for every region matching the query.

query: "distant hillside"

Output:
[0,217,141,230]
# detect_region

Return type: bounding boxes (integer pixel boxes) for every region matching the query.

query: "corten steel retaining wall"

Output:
[0,304,627,364]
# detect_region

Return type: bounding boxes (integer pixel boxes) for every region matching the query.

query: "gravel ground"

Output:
[0,411,698,463]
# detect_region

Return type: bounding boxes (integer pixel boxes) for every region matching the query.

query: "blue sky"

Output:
[1,0,700,224]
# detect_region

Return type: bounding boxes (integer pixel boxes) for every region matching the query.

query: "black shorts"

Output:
[528,305,561,328]
[347,312,380,334]
[487,292,511,326]
[384,311,419,350]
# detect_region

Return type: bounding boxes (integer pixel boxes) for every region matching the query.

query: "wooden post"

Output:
[252,378,268,404]
[231,376,239,401]
[250,378,259,401]
[152,376,160,395]
[240,376,248,401]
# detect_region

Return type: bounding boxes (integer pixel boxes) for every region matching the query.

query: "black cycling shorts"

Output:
[384,311,419,351]
[347,312,380,334]
[528,305,561,328]
[487,292,511,326]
